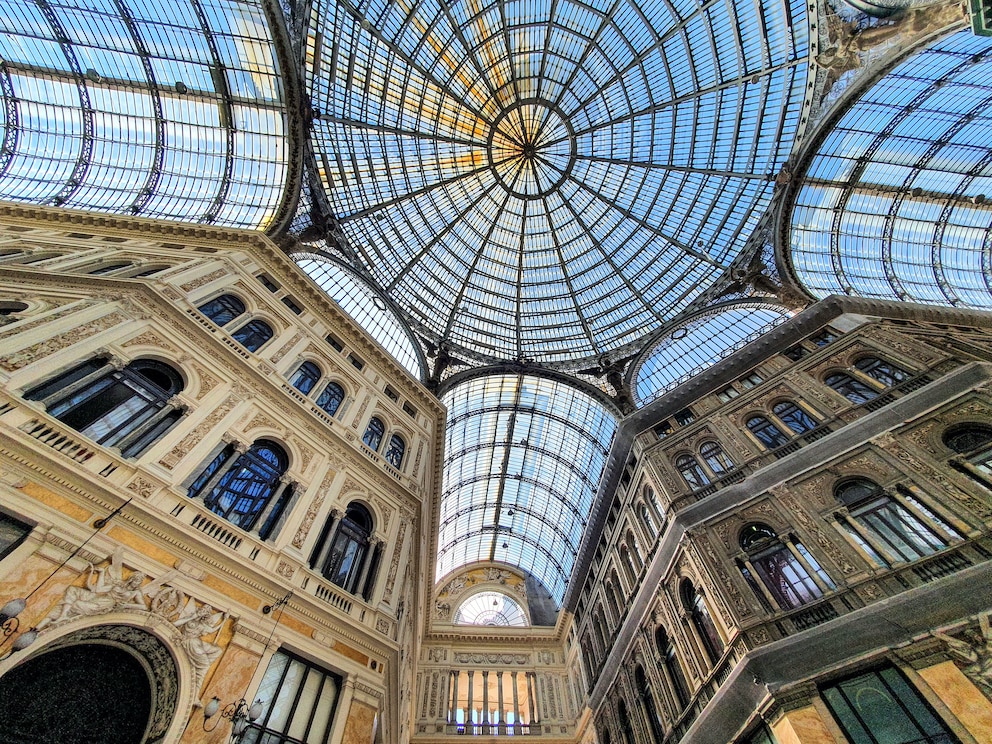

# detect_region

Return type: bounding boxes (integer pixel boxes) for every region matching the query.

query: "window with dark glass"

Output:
[316,382,345,416]
[362,416,385,450]
[639,503,657,539]
[189,440,289,535]
[289,361,321,395]
[783,345,808,361]
[676,454,710,489]
[810,329,838,347]
[825,372,879,404]
[855,357,910,387]
[943,424,992,455]
[126,265,168,278]
[654,421,673,439]
[383,433,405,468]
[738,524,827,610]
[281,296,303,315]
[635,665,664,744]
[25,358,184,458]
[835,479,959,565]
[740,724,777,744]
[681,579,723,664]
[256,274,280,292]
[674,408,695,426]
[747,416,790,449]
[86,263,131,275]
[617,699,635,744]
[0,512,33,562]
[820,666,958,744]
[198,294,246,327]
[231,319,274,352]
[656,627,690,709]
[773,401,817,434]
[244,649,341,744]
[700,441,734,474]
[310,503,378,596]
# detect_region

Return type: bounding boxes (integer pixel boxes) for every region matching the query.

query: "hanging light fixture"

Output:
[202,591,293,743]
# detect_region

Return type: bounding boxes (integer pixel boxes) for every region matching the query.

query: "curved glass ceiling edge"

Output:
[293,251,426,379]
[781,25,992,311]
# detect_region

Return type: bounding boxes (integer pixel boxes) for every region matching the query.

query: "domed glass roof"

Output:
[306,0,809,364]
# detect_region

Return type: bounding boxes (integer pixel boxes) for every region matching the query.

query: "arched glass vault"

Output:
[787,29,992,310]
[439,373,617,606]
[305,0,809,365]
[0,0,290,228]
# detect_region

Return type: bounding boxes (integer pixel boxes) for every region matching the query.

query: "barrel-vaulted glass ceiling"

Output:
[632,301,791,406]
[789,29,992,309]
[296,254,424,378]
[439,374,617,605]
[0,0,288,228]
[305,0,809,364]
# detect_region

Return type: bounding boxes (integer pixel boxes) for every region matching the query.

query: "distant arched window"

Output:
[635,664,664,744]
[834,479,959,565]
[626,532,643,571]
[656,627,690,709]
[581,639,597,691]
[363,416,385,450]
[855,357,909,387]
[592,609,608,655]
[384,433,405,468]
[773,401,817,434]
[747,416,789,449]
[738,523,827,610]
[316,381,345,416]
[197,294,245,327]
[25,358,184,458]
[681,579,723,664]
[309,503,379,596]
[639,502,657,539]
[644,485,664,524]
[619,546,637,587]
[700,441,733,474]
[231,319,273,352]
[289,361,321,394]
[86,262,131,275]
[617,699,635,744]
[676,454,709,489]
[605,572,623,625]
[124,265,169,278]
[825,372,878,404]
[943,424,992,454]
[188,439,290,536]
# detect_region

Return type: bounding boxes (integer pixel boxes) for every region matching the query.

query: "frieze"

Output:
[1,311,129,371]
[454,652,529,665]
[120,328,182,356]
[270,331,304,364]
[179,268,228,293]
[275,560,295,579]
[242,410,283,435]
[383,521,408,604]
[0,299,93,339]
[291,467,338,549]
[884,439,992,518]
[189,362,221,398]
[126,476,159,499]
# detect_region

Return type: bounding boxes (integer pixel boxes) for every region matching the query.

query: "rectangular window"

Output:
[402,402,417,418]
[281,297,303,315]
[739,372,763,389]
[348,354,365,371]
[246,650,342,744]
[384,386,399,402]
[810,329,839,347]
[821,667,957,744]
[256,274,280,292]
[325,334,344,352]
[0,512,32,561]
[783,345,808,361]
[654,420,673,439]
[717,386,739,403]
[674,408,695,426]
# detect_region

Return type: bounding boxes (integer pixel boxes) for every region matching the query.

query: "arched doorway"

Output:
[0,624,179,743]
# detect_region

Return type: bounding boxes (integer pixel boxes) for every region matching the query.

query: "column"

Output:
[450,670,459,724]
[527,672,538,724]
[113,396,184,453]
[440,670,451,724]
[253,477,295,536]
[511,671,520,731]
[784,536,832,593]
[356,537,384,600]
[497,671,505,734]
[482,670,490,731]
[326,676,355,744]
[192,441,246,502]
[466,669,474,731]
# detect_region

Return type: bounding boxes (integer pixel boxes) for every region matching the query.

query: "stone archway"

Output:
[0,624,180,743]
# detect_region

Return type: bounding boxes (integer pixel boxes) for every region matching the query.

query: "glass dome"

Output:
[454,591,529,627]
[305,0,809,364]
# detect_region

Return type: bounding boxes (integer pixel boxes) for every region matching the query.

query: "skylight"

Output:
[789,30,992,309]
[438,374,617,606]
[296,255,424,379]
[454,591,529,627]
[306,0,809,365]
[0,0,289,229]
[632,303,792,406]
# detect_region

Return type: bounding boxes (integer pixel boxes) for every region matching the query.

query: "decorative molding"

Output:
[179,268,227,292]
[159,394,239,469]
[1,311,129,371]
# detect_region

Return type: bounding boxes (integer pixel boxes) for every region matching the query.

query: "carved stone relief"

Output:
[936,612,992,700]
[1,311,129,371]
[159,394,238,469]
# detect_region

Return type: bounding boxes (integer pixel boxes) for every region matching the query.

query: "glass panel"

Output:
[453,591,529,626]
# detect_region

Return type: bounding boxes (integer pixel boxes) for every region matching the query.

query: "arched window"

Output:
[363,416,385,450]
[617,699,635,744]
[645,485,664,525]
[835,479,958,565]
[855,357,910,387]
[699,441,733,474]
[86,263,130,275]
[383,433,405,469]
[943,424,992,454]
[747,416,789,449]
[619,546,637,587]
[581,639,597,691]
[189,439,290,535]
[681,579,723,664]
[635,664,664,744]
[231,319,273,352]
[773,401,817,434]
[197,294,245,327]
[25,358,184,458]
[316,381,345,416]
[656,627,690,709]
[310,503,379,596]
[592,609,608,655]
[738,523,826,610]
[626,531,643,571]
[675,454,709,489]
[124,265,169,278]
[825,372,878,404]
[605,573,623,625]
[639,502,657,540]
[289,361,321,394]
